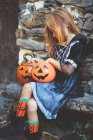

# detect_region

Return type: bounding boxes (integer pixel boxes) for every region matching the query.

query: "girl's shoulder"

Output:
[67,34,87,59]
[69,34,93,56]
[69,34,85,43]
[68,34,86,51]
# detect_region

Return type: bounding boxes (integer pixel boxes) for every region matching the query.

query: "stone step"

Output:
[66,94,93,113]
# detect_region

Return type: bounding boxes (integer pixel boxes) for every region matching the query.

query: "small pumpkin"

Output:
[16,61,35,85]
[31,61,56,82]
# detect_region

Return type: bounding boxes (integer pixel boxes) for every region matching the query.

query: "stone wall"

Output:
[16,0,93,94]
[0,1,93,139]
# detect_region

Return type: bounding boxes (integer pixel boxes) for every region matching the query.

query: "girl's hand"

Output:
[29,58,45,64]
[46,58,75,75]
[46,58,62,71]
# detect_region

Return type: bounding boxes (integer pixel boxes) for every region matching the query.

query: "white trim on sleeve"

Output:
[64,59,77,68]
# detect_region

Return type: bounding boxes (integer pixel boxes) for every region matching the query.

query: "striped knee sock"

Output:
[26,121,39,134]
[16,98,29,117]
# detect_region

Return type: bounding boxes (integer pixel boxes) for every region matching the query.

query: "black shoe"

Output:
[24,132,42,140]
[0,122,28,139]
[0,124,19,138]
[9,109,27,134]
[9,110,26,126]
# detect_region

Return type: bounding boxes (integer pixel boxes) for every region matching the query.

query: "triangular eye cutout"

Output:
[35,65,39,69]
[43,65,48,69]
[25,70,28,73]
[20,67,23,70]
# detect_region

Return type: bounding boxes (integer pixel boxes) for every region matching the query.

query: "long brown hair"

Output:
[44,8,80,56]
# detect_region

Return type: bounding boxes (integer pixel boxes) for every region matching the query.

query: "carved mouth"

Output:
[34,73,49,80]
[22,75,32,80]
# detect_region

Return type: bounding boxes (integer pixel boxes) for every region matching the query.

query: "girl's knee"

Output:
[22,83,32,93]
[27,98,38,112]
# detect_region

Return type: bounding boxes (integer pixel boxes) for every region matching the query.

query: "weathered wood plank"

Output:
[0,0,18,83]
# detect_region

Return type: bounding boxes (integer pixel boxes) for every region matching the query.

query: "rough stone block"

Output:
[56,0,93,7]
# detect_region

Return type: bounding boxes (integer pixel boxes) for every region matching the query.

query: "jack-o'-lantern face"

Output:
[32,62,56,82]
[16,61,33,85]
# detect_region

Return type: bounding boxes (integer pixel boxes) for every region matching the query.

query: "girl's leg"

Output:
[25,98,41,139]
[20,83,32,99]
[16,83,32,117]
[26,98,39,133]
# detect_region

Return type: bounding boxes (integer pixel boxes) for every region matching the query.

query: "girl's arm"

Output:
[46,58,62,71]
[46,58,75,75]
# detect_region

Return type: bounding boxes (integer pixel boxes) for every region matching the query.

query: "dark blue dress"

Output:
[30,34,86,119]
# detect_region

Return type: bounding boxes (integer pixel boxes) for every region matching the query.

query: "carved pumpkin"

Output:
[16,61,34,85]
[31,62,56,82]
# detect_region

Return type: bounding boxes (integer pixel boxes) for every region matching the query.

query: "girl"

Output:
[16,8,86,140]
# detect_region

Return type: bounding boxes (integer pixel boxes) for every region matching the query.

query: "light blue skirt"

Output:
[30,72,77,119]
